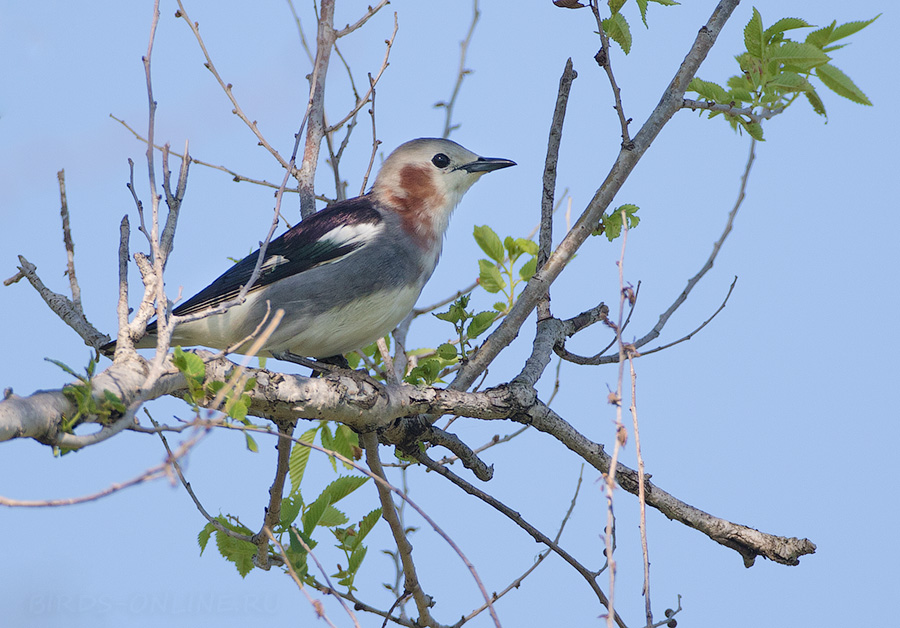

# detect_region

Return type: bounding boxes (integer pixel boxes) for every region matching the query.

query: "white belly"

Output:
[164,283,422,358]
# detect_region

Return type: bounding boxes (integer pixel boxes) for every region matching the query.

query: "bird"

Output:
[103,138,515,360]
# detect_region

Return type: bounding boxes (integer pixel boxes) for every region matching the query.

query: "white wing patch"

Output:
[315,221,383,267]
[260,254,290,273]
[321,222,383,248]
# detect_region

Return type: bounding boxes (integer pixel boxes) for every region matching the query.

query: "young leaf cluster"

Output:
[594,203,640,241]
[603,0,680,55]
[474,225,538,313]
[173,347,259,451]
[281,423,376,590]
[198,516,256,577]
[688,8,878,138]
[197,421,377,585]
[411,294,494,386]
[404,225,540,385]
[47,355,126,452]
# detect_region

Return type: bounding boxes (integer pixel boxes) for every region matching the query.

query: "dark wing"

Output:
[162,196,383,321]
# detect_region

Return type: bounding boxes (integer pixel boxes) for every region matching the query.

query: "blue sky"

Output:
[1,1,898,627]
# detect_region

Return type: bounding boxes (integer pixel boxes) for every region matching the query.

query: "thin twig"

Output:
[57,170,81,313]
[359,72,382,195]
[449,0,742,392]
[257,422,296,566]
[154,416,253,542]
[603,206,632,628]
[556,137,756,365]
[538,58,577,320]
[632,139,755,349]
[438,0,480,139]
[361,432,437,626]
[628,355,652,627]
[455,467,588,625]
[0,466,166,507]
[325,13,398,135]
[589,1,632,147]
[335,0,390,37]
[110,114,303,204]
[174,1,291,171]
[287,527,363,627]
[682,98,784,124]
[414,452,626,628]
[265,529,343,628]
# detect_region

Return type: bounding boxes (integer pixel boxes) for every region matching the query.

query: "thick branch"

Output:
[1,345,813,567]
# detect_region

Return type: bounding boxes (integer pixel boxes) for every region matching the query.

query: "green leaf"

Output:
[688,77,729,103]
[741,119,765,141]
[437,343,458,360]
[434,295,469,323]
[608,0,625,14]
[599,204,640,241]
[515,238,539,256]
[767,71,811,92]
[290,525,316,555]
[318,505,349,527]
[804,88,827,117]
[198,522,214,553]
[816,63,871,105]
[172,347,205,383]
[518,257,537,282]
[743,8,765,58]
[636,0,648,27]
[503,236,521,261]
[602,12,632,55]
[45,357,81,380]
[347,545,367,573]
[320,422,334,451]
[302,496,329,535]
[473,225,504,263]
[215,531,256,578]
[467,311,498,339]
[102,389,126,414]
[478,259,506,294]
[769,41,829,71]
[210,517,256,577]
[280,494,303,528]
[289,428,317,492]
[729,89,753,104]
[332,425,358,466]
[405,358,442,385]
[325,475,369,504]
[763,17,810,44]
[831,15,880,43]
[355,508,382,548]
[805,21,835,49]
[243,432,258,452]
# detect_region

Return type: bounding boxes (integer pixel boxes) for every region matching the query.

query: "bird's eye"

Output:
[431,153,451,169]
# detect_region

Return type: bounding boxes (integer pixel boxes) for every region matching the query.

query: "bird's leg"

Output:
[271,351,339,376]
[317,354,351,370]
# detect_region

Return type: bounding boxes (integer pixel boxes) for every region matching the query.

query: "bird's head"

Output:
[372,138,515,250]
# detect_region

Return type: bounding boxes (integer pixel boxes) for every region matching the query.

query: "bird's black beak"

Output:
[458,156,517,173]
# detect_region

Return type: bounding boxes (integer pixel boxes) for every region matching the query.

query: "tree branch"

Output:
[450,0,742,392]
